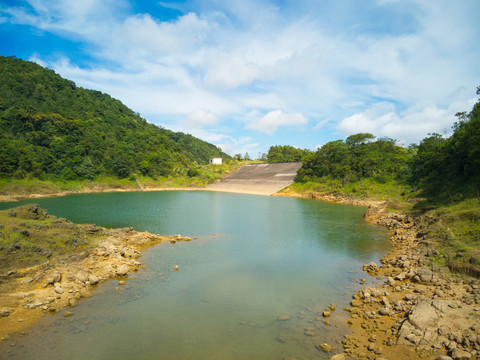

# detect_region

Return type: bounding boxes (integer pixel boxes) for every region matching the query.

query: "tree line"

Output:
[267,88,480,202]
[0,56,229,180]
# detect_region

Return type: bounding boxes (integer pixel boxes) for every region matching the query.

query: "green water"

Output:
[0,191,388,360]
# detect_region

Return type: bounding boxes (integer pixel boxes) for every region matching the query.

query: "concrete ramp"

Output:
[206,162,302,195]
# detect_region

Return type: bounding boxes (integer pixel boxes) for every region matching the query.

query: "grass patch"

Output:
[416,197,480,276]
[284,178,413,205]
[0,204,106,273]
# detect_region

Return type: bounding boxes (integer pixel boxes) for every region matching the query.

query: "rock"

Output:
[278,315,289,321]
[22,276,34,283]
[88,274,99,285]
[367,343,375,351]
[317,343,333,352]
[450,348,472,360]
[0,308,14,317]
[54,284,64,294]
[116,264,130,276]
[408,300,439,330]
[378,307,391,316]
[330,304,336,311]
[67,297,77,307]
[416,268,433,283]
[172,265,179,271]
[436,356,453,360]
[395,272,407,281]
[76,272,89,283]
[118,280,126,285]
[351,299,362,307]
[329,355,347,360]
[364,202,388,222]
[304,329,316,336]
[44,297,55,304]
[386,277,396,286]
[63,311,73,317]
[323,311,331,318]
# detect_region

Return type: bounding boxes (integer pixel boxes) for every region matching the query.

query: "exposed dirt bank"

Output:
[0,205,193,344]
[0,186,204,203]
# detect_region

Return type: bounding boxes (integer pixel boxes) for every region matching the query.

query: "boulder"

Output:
[116,264,130,276]
[0,308,14,317]
[449,348,472,360]
[408,300,439,330]
[317,343,333,352]
[88,274,99,285]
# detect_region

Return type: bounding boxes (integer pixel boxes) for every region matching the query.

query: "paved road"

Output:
[206,162,302,195]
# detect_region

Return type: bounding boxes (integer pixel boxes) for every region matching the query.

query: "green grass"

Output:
[413,197,480,276]
[0,205,104,274]
[284,177,412,204]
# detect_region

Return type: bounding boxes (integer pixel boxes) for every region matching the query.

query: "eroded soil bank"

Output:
[0,204,191,344]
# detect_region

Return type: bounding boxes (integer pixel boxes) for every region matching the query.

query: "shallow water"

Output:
[0,191,388,360]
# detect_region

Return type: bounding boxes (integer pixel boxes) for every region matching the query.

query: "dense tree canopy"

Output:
[0,56,229,180]
[296,133,413,184]
[409,91,480,198]
[295,88,480,202]
[266,145,308,162]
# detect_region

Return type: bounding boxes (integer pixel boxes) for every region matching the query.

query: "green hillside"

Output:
[0,56,229,180]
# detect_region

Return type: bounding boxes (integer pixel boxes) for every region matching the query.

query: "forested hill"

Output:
[0,56,229,180]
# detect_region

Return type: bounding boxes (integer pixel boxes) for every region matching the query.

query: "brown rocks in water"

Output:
[63,311,73,317]
[317,343,333,352]
[323,311,331,318]
[116,264,130,276]
[304,329,316,336]
[118,280,126,285]
[278,315,289,321]
[172,265,179,271]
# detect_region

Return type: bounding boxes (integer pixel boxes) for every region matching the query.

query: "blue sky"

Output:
[1,0,479,157]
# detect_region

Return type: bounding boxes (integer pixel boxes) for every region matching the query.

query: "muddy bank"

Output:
[333,203,480,360]
[0,186,204,203]
[0,205,192,343]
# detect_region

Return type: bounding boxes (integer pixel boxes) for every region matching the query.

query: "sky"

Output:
[1,0,479,157]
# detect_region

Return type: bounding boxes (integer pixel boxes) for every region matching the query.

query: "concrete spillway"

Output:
[206,162,302,195]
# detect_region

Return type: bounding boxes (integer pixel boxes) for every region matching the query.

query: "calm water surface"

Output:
[0,191,389,360]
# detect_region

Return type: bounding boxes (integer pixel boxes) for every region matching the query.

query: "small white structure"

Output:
[210,157,222,165]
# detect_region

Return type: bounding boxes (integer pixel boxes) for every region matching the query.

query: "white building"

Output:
[209,158,222,165]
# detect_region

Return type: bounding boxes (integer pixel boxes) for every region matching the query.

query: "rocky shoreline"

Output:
[1,190,479,360]
[0,205,192,345]
[332,202,480,360]
[277,192,479,360]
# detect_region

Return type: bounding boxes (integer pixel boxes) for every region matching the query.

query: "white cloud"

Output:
[338,98,477,145]
[245,110,308,135]
[6,0,480,153]
[184,109,218,128]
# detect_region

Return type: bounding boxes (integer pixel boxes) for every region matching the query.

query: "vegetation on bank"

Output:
[276,87,480,276]
[0,205,102,277]
[0,162,241,198]
[0,56,230,182]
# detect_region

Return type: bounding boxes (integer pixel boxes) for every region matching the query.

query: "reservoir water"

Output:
[0,191,389,360]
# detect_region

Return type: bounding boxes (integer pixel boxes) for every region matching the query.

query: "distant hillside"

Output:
[0,56,229,180]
